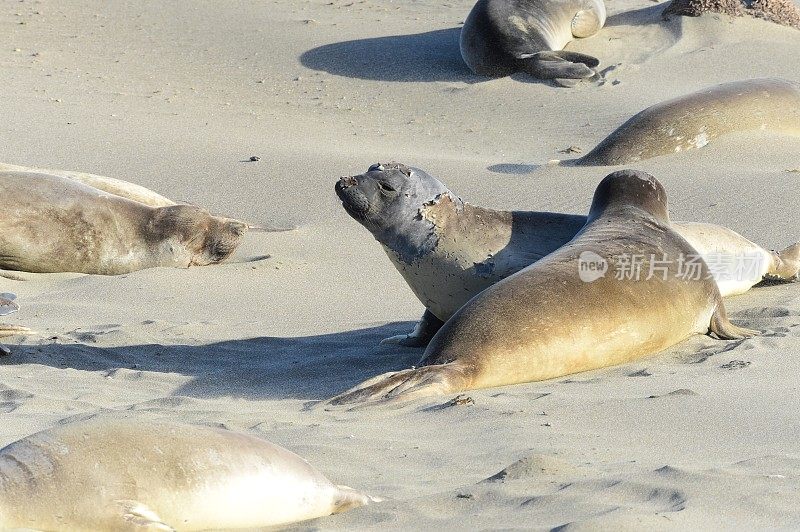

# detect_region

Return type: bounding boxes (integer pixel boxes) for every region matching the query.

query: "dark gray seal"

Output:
[460,0,606,82]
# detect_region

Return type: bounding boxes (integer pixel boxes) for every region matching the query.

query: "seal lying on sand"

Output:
[566,78,800,166]
[0,417,373,530]
[335,163,799,346]
[0,162,175,208]
[0,171,248,274]
[327,170,758,407]
[460,0,606,82]
[663,0,800,30]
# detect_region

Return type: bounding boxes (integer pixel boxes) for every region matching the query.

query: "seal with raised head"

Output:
[567,78,800,166]
[460,0,606,82]
[0,170,248,274]
[0,417,373,530]
[335,163,799,346]
[328,170,759,406]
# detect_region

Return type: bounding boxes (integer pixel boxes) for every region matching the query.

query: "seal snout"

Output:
[335,175,371,217]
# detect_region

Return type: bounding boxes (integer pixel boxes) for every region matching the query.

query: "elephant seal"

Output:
[327,170,758,407]
[460,0,606,82]
[663,0,800,30]
[0,417,373,530]
[0,171,248,274]
[566,78,800,166]
[335,163,799,346]
[0,162,175,208]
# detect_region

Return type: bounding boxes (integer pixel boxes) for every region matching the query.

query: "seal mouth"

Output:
[335,176,370,218]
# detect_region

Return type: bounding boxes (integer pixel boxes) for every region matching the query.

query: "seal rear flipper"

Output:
[768,242,800,280]
[519,51,599,80]
[709,305,760,340]
[332,485,379,514]
[323,364,467,408]
[0,325,31,338]
[116,499,175,531]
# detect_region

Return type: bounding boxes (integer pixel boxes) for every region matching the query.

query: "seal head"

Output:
[587,169,670,223]
[335,162,451,262]
[149,205,248,266]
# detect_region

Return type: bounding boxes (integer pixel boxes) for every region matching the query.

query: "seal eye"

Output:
[368,163,384,172]
[378,181,396,193]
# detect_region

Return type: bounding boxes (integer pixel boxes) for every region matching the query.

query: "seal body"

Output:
[327,170,758,406]
[0,171,247,274]
[335,163,799,346]
[572,78,800,165]
[0,162,175,208]
[460,0,606,80]
[0,418,371,530]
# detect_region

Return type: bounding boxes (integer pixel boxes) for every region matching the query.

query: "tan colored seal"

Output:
[0,170,247,274]
[0,417,373,530]
[335,163,799,346]
[0,162,175,208]
[568,78,800,165]
[327,170,759,406]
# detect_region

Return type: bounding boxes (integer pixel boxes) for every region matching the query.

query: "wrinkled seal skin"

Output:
[571,78,800,166]
[327,170,759,407]
[460,0,606,81]
[335,163,800,347]
[0,171,247,274]
[0,418,372,531]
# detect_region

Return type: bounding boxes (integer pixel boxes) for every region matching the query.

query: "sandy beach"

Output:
[2,0,800,528]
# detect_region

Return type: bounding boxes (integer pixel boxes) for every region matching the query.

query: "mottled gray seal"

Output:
[0,171,248,274]
[460,0,606,82]
[0,417,373,530]
[328,170,758,406]
[567,78,800,166]
[335,163,799,346]
[663,0,800,30]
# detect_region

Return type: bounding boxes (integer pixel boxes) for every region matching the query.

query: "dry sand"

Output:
[1,0,800,529]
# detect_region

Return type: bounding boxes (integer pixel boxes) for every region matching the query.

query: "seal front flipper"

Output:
[116,500,175,531]
[380,310,444,348]
[0,293,19,317]
[324,364,469,407]
[520,51,599,80]
[709,305,760,340]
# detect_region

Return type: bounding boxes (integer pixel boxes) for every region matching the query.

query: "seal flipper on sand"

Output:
[380,310,445,348]
[0,293,18,316]
[519,50,599,80]
[117,500,175,531]
[0,325,31,338]
[710,305,760,340]
[325,365,469,408]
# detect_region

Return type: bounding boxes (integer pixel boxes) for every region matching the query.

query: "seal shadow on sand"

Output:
[1,323,421,401]
[300,28,476,83]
